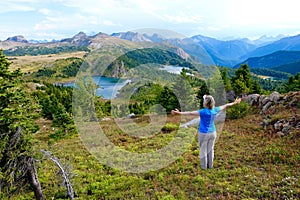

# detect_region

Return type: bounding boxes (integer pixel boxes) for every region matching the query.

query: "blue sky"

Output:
[1,0,300,41]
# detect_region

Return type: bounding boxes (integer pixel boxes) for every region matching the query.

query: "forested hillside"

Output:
[235,50,300,72]
[272,60,300,75]
[104,48,193,77]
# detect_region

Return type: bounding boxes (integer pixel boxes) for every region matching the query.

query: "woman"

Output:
[171,95,241,169]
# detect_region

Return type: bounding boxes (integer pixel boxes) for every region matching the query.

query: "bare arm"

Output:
[219,98,242,111]
[171,109,199,116]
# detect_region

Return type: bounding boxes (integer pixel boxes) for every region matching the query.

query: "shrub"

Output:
[161,123,179,132]
[226,101,251,120]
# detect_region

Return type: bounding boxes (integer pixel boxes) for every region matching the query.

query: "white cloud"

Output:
[162,11,203,24]
[0,0,42,13]
[103,20,119,26]
[0,3,35,13]
[34,22,56,31]
[38,8,51,15]
[4,0,39,2]
[206,26,222,32]
[52,0,204,24]
[226,0,300,25]
[54,0,128,14]
[33,12,120,33]
[2,0,300,40]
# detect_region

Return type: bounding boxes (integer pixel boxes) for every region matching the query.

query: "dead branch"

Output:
[41,150,74,200]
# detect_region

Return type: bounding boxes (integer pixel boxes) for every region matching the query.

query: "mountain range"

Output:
[1,31,300,74]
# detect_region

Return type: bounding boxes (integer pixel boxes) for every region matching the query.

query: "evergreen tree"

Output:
[171,77,197,111]
[72,71,98,122]
[231,64,254,95]
[180,69,209,108]
[51,102,75,138]
[232,75,249,95]
[252,79,262,94]
[157,86,180,113]
[196,82,209,108]
[220,67,232,91]
[0,50,44,199]
[207,69,226,106]
[284,72,300,92]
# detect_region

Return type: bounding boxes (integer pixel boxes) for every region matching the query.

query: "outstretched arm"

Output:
[171,109,199,116]
[219,98,242,111]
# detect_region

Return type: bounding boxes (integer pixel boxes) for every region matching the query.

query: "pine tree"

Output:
[284,72,300,92]
[72,71,98,122]
[157,86,179,113]
[220,67,232,91]
[207,69,226,106]
[0,50,44,199]
[171,76,197,111]
[252,79,262,94]
[231,64,254,95]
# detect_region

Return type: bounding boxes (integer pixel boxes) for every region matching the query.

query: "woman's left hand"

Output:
[234,98,242,104]
[171,109,180,115]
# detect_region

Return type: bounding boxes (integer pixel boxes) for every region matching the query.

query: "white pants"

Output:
[198,131,217,169]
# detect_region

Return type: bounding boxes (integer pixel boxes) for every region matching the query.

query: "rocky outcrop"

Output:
[109,60,127,78]
[244,91,298,113]
[175,47,190,60]
[244,91,300,136]
[272,115,300,136]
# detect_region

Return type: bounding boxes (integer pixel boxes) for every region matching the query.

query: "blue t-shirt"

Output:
[198,107,221,133]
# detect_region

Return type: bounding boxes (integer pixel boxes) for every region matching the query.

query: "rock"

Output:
[274,121,284,131]
[111,60,126,77]
[102,117,111,121]
[261,97,270,106]
[262,101,272,113]
[269,91,281,102]
[258,95,266,108]
[276,131,285,136]
[245,94,260,106]
[252,91,300,136]
[296,122,300,129]
[127,113,135,118]
[226,90,236,102]
[289,100,298,107]
[175,48,190,60]
[282,123,291,133]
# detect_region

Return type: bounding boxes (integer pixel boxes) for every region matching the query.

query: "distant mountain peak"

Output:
[111,31,152,42]
[258,34,285,40]
[251,34,286,46]
[91,32,109,39]
[5,35,28,43]
[191,34,217,42]
[74,31,87,38]
[60,32,90,46]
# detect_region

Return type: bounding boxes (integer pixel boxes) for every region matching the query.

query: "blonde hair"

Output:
[203,95,215,109]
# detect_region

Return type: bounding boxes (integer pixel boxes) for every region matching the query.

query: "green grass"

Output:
[4,111,300,199]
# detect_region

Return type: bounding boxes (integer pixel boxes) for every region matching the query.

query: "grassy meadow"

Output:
[7,51,86,73]
[5,106,299,200]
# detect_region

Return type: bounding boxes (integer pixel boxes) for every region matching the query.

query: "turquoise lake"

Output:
[58,66,185,99]
[58,76,130,99]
